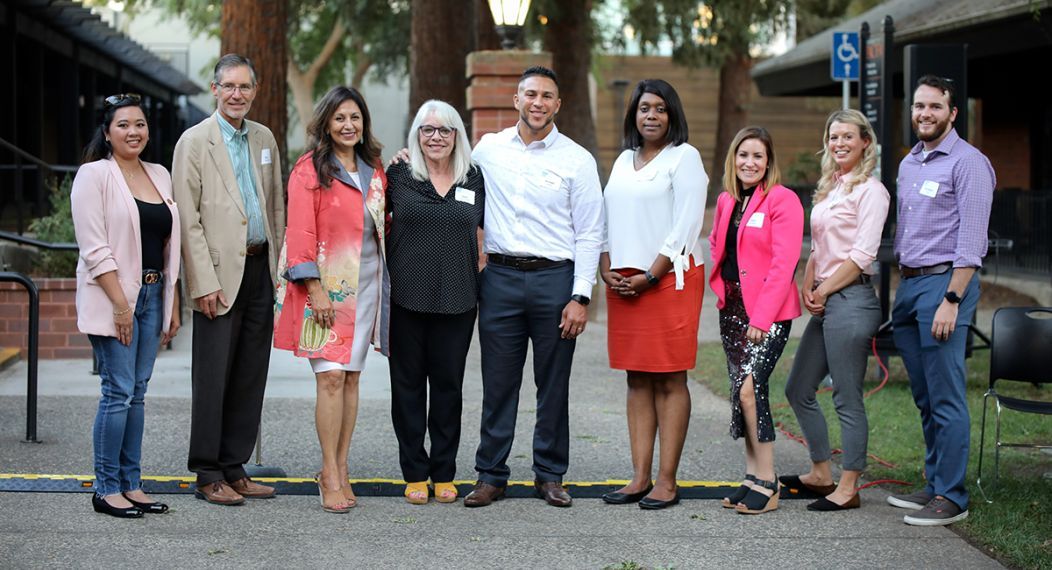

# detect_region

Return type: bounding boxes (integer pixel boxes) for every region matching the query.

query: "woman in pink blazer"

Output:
[71,94,181,518]
[708,126,803,515]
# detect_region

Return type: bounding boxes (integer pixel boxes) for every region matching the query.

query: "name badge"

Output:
[746,212,765,228]
[261,148,272,165]
[455,187,475,205]
[920,180,939,198]
[540,169,562,190]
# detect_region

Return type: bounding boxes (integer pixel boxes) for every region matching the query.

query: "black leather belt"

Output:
[488,253,570,271]
[246,243,268,256]
[142,269,162,284]
[900,263,951,279]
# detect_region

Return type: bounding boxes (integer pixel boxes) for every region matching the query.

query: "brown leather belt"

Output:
[246,243,268,256]
[142,270,162,284]
[813,273,872,291]
[900,263,952,279]
[488,253,570,271]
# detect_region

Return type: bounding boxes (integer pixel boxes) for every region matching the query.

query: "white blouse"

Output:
[602,143,709,289]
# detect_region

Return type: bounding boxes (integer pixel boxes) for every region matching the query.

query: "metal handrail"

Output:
[0,230,78,251]
[0,136,79,235]
[0,272,40,443]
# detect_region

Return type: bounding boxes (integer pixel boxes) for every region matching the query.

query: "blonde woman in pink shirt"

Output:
[780,109,889,511]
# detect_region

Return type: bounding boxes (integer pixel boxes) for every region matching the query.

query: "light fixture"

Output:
[488,0,532,50]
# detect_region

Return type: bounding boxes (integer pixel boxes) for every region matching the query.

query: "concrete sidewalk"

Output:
[0,296,1002,569]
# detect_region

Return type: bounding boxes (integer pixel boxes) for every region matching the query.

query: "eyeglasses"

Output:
[217,83,255,95]
[104,93,142,108]
[419,125,455,139]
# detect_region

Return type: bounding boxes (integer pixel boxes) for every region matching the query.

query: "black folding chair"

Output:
[976,307,1052,501]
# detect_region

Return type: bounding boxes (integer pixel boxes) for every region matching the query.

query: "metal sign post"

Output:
[831,31,860,110]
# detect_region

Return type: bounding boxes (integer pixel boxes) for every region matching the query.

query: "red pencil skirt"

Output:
[606,263,704,373]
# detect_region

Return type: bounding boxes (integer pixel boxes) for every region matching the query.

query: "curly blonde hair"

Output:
[814,109,876,203]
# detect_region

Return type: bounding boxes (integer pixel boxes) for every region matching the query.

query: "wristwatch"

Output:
[644,270,660,286]
[944,291,963,304]
[570,294,590,306]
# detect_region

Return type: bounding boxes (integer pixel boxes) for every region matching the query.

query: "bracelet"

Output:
[113,306,132,317]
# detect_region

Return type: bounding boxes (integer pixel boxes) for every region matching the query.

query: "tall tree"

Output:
[409,0,476,118]
[624,0,791,199]
[539,0,599,157]
[221,0,289,168]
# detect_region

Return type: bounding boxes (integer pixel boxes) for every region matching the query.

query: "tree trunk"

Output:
[410,0,475,120]
[543,0,598,159]
[476,0,501,51]
[710,51,753,200]
[221,0,288,172]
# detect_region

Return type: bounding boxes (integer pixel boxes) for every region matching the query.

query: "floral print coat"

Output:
[274,152,390,362]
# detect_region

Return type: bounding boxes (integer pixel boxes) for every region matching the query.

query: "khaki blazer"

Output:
[172,114,286,316]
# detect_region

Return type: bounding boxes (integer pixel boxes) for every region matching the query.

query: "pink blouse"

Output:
[809,174,890,282]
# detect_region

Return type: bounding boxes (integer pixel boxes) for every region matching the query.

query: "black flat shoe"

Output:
[602,484,653,505]
[638,493,680,510]
[123,493,169,514]
[779,474,835,497]
[806,494,860,511]
[92,494,143,519]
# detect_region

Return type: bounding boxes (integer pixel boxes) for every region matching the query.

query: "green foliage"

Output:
[27,176,78,278]
[620,0,793,67]
[785,149,822,186]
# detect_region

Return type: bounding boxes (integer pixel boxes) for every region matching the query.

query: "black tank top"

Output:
[136,199,172,271]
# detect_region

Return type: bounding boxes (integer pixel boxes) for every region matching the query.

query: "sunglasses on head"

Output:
[104,93,142,108]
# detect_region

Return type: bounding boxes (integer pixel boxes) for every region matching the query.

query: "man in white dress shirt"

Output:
[463,66,604,508]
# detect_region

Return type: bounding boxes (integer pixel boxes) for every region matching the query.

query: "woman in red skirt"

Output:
[599,79,708,510]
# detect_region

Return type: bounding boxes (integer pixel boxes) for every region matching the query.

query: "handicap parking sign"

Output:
[831,32,860,81]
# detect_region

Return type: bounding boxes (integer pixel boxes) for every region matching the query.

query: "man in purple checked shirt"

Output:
[885,75,995,527]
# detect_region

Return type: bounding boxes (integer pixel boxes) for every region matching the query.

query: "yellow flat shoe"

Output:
[404,481,429,505]
[433,482,457,504]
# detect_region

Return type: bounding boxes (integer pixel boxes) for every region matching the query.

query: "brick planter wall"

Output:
[0,278,91,359]
[466,50,553,145]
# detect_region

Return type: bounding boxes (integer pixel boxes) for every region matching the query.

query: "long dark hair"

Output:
[307,86,382,188]
[622,79,689,150]
[82,95,148,164]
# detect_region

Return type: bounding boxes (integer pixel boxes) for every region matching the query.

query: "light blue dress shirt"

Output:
[216,113,267,245]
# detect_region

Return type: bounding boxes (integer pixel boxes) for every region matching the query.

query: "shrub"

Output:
[28,175,78,278]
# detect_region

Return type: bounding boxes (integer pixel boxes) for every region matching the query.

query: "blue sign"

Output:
[831,31,860,81]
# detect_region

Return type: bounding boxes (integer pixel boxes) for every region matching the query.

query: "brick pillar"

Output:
[465,50,553,145]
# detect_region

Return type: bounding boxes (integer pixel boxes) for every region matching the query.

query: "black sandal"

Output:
[736,477,779,514]
[721,474,757,509]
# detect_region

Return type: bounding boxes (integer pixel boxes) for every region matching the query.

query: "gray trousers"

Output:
[784,283,881,471]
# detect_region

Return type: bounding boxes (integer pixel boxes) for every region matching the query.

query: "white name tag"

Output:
[261,148,272,165]
[920,180,939,198]
[746,212,765,228]
[540,170,562,190]
[455,187,475,205]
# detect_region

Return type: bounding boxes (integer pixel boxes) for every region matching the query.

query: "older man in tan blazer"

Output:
[173,54,286,506]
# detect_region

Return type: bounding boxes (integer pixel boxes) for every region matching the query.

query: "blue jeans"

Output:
[892,271,980,510]
[89,281,164,496]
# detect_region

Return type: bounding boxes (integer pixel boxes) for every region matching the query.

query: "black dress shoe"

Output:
[602,485,654,505]
[639,492,680,510]
[534,480,572,507]
[123,493,169,514]
[92,494,144,519]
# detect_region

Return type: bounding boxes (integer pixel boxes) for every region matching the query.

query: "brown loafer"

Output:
[228,477,276,499]
[463,481,505,508]
[195,481,246,506]
[535,479,572,507]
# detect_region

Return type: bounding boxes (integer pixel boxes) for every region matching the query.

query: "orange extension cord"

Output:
[773,336,914,490]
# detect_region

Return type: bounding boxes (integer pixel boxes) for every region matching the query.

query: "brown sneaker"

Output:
[228,477,277,499]
[195,481,246,506]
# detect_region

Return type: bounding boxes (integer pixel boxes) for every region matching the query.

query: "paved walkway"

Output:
[0,295,1002,569]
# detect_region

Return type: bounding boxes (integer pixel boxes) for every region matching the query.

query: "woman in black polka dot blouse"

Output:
[385,99,485,505]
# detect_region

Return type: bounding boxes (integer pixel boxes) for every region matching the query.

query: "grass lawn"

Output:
[692,338,1052,569]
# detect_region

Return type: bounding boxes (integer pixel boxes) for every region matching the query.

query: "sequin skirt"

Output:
[718,281,791,442]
